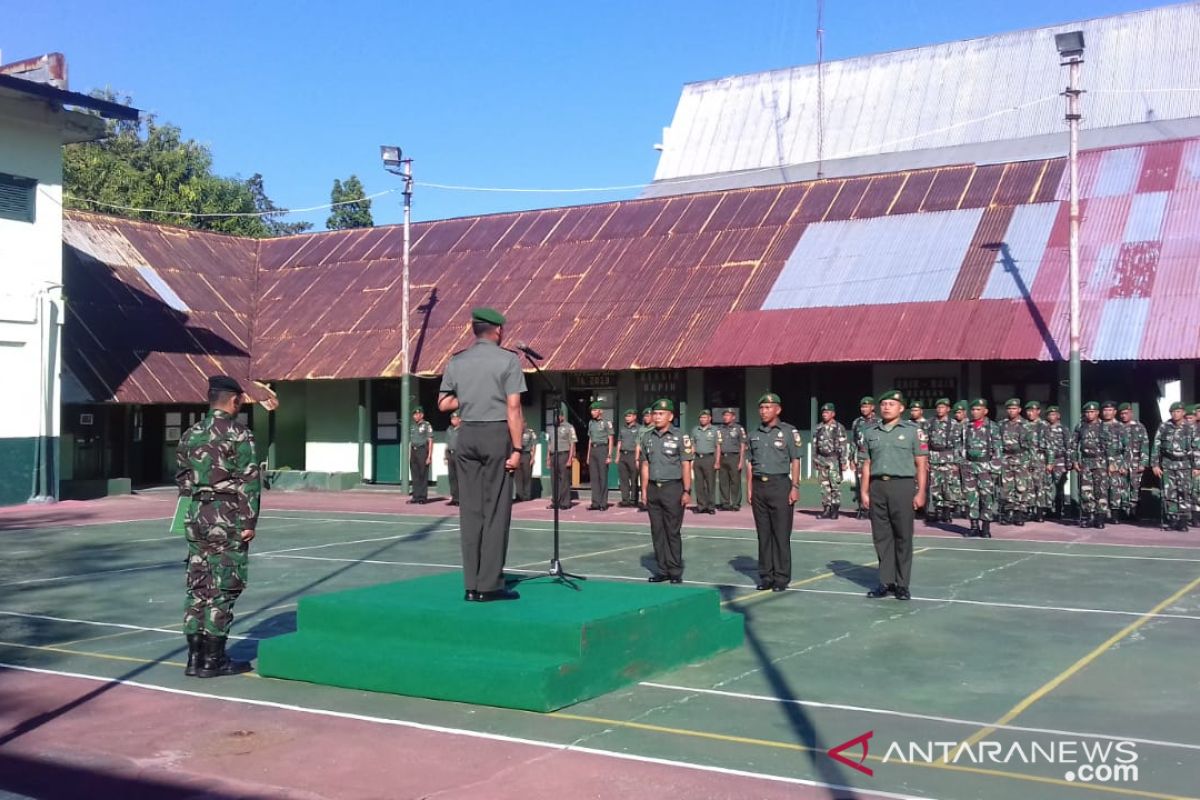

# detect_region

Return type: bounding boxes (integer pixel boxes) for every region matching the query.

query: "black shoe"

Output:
[894,586,912,601]
[648,574,670,583]
[730,506,741,511]
[1080,514,1091,528]
[969,519,980,536]
[1014,511,1025,527]
[637,504,647,512]
[195,636,251,678]
[1094,514,1105,530]
[771,584,788,592]
[755,581,772,590]
[856,508,868,520]
[1178,518,1192,532]
[817,507,831,519]
[942,509,954,523]
[981,520,992,538]
[464,590,479,601]
[830,506,840,520]
[924,515,938,527]
[1192,511,1200,526]
[707,508,717,515]
[867,584,893,598]
[669,577,683,584]
[184,633,203,677]
[476,588,520,602]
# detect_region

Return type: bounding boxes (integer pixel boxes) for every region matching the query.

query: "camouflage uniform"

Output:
[1099,405,1129,520]
[1044,407,1070,517]
[1121,405,1149,518]
[1152,405,1196,531]
[952,401,969,515]
[1074,403,1111,527]
[998,400,1033,524]
[1188,406,1200,524]
[1023,402,1052,521]
[926,402,963,523]
[811,405,849,517]
[850,399,877,518]
[962,403,1002,535]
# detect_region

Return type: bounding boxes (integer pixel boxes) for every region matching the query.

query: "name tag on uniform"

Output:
[898,435,906,440]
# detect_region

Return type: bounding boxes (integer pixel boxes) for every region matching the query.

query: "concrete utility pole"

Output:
[381,146,414,491]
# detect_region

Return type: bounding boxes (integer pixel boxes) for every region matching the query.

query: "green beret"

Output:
[1117,402,1132,411]
[722,408,735,415]
[1101,400,1117,409]
[1169,401,1185,412]
[910,400,924,410]
[589,401,604,410]
[1188,404,1200,414]
[877,389,905,405]
[1083,401,1099,411]
[859,396,875,405]
[1024,400,1041,410]
[952,401,967,411]
[1047,405,1060,413]
[208,374,243,394]
[935,398,951,407]
[758,392,782,405]
[623,408,637,416]
[699,409,712,416]
[652,398,674,412]
[1005,398,1021,408]
[642,407,652,415]
[471,307,506,326]
[820,402,835,412]
[970,398,988,409]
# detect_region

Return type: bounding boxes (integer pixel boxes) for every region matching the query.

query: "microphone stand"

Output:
[517,349,586,588]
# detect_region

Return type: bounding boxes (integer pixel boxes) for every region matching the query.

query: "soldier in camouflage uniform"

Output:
[1044,406,1070,518]
[908,401,930,436]
[812,402,849,519]
[1074,401,1110,529]
[1099,401,1130,523]
[952,401,969,516]
[998,398,1032,526]
[175,375,259,679]
[1023,401,1051,522]
[962,398,1002,537]
[1119,402,1149,521]
[1189,404,1200,527]
[926,398,962,524]
[851,396,876,519]
[1152,401,1196,532]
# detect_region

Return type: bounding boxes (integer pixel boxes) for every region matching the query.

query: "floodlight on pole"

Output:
[380,144,414,494]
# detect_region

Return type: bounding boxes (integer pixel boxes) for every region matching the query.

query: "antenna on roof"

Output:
[816,0,826,179]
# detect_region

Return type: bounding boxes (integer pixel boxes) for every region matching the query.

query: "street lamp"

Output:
[1055,30,1084,508]
[381,145,414,493]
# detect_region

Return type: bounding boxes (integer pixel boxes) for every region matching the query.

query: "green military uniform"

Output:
[1191,405,1200,526]
[998,398,1033,525]
[547,419,577,509]
[811,403,849,518]
[586,404,615,510]
[444,413,461,505]
[691,412,720,514]
[636,407,654,511]
[1099,401,1130,522]
[963,399,1002,537]
[1023,401,1052,522]
[1045,406,1070,518]
[515,424,538,502]
[174,375,259,679]
[717,413,747,510]
[1152,402,1195,531]
[1074,402,1111,528]
[616,410,641,507]
[438,307,528,599]
[952,400,970,515]
[1120,403,1149,520]
[850,398,877,518]
[927,399,962,523]
[861,389,928,597]
[409,412,434,503]
[746,393,802,590]
[640,399,693,582]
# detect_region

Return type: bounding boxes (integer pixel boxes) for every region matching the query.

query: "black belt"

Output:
[193,489,237,501]
[620,449,637,453]
[875,475,913,481]
[755,474,788,482]
[590,443,608,448]
[695,452,716,457]
[649,478,681,487]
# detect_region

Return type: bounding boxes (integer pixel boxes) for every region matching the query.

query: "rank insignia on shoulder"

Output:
[792,430,802,445]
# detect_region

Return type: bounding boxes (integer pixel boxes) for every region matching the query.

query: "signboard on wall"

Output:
[637,370,685,410]
[894,377,958,410]
[569,373,616,389]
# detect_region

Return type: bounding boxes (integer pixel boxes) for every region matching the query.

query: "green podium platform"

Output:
[256,572,744,712]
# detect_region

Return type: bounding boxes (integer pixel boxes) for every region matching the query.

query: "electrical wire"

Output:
[64,189,396,218]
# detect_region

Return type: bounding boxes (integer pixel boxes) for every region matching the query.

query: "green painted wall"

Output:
[305,380,360,474]
[0,437,45,506]
[273,382,308,470]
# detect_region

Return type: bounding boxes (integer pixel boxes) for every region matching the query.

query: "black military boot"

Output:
[981,520,992,538]
[1192,510,1200,528]
[817,505,831,519]
[830,505,840,520]
[184,633,204,677]
[1094,513,1105,530]
[969,519,980,536]
[1014,510,1025,527]
[196,636,252,678]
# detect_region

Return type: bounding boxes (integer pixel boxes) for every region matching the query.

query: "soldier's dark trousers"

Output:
[647,479,684,578]
[869,476,915,588]
[589,445,609,507]
[410,445,429,501]
[618,451,638,504]
[552,452,572,508]
[515,452,533,500]
[719,455,742,509]
[751,474,792,587]
[456,422,513,594]
[694,454,716,511]
[446,451,459,501]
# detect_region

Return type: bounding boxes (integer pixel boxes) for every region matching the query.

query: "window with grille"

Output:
[0,173,36,223]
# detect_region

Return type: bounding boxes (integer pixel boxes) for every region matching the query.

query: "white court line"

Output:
[0,515,172,534]
[259,514,452,526]
[638,682,1200,754]
[260,554,459,569]
[0,562,175,587]
[255,527,457,557]
[0,662,935,800]
[0,610,255,641]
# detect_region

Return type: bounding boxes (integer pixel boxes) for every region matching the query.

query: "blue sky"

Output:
[7,0,1161,229]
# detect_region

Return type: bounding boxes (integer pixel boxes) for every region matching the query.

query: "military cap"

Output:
[877,389,905,405]
[1188,404,1200,414]
[910,399,924,410]
[935,398,951,407]
[642,407,652,415]
[970,398,988,409]
[412,406,424,414]
[623,408,637,416]
[1047,405,1060,413]
[1117,402,1132,411]
[953,400,968,411]
[1005,398,1022,408]
[1082,401,1099,411]
[1024,400,1041,410]
[1168,401,1185,412]
[722,408,735,415]
[859,395,876,405]
[699,409,712,416]
[208,374,243,394]
[589,401,604,410]
[758,392,782,405]
[1101,400,1117,409]
[820,402,836,412]
[651,398,675,412]
[471,307,505,326]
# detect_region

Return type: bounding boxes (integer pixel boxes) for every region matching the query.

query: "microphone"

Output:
[513,341,544,360]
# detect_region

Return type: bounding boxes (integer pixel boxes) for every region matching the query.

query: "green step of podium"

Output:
[257,572,744,711]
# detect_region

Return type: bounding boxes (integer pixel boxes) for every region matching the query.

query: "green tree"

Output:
[325,175,374,230]
[63,90,310,238]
